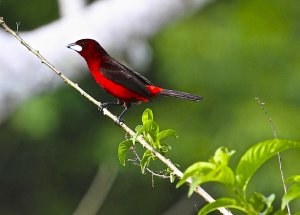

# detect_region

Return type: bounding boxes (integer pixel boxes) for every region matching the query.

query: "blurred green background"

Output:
[1,0,300,214]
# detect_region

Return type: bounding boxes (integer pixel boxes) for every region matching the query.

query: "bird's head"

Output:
[67,39,107,60]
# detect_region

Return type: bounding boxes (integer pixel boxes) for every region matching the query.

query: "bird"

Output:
[67,39,202,124]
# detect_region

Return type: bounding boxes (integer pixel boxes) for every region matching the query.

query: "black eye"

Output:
[77,41,85,46]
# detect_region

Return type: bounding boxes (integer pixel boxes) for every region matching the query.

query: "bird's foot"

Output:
[115,116,124,126]
[98,103,109,111]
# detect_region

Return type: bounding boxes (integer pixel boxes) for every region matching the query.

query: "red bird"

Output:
[67,39,202,124]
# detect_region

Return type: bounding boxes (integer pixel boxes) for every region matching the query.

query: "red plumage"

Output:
[67,39,202,123]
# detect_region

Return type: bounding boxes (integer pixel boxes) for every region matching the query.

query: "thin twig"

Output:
[255,97,277,138]
[0,17,232,215]
[255,97,291,215]
[16,21,20,34]
[130,146,171,182]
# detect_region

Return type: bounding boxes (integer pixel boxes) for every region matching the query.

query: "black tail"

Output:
[158,89,203,101]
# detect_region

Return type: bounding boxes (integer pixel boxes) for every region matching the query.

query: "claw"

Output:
[97,101,130,126]
[98,103,109,111]
[97,104,103,111]
[115,117,124,126]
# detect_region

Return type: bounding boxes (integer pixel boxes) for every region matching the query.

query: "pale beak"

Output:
[67,43,82,52]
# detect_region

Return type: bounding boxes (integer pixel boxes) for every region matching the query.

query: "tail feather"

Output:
[158,89,203,101]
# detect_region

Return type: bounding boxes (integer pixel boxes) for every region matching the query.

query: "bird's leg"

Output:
[98,99,122,111]
[115,102,131,126]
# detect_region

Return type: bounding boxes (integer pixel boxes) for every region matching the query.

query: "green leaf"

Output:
[157,129,178,140]
[142,108,153,124]
[273,211,288,215]
[177,162,214,188]
[177,147,235,194]
[249,192,275,215]
[132,124,143,144]
[141,150,154,174]
[281,184,300,210]
[147,121,159,140]
[177,161,235,196]
[249,192,266,212]
[263,194,275,215]
[197,198,247,215]
[160,144,171,154]
[235,139,300,192]
[285,175,300,184]
[177,147,235,189]
[118,139,133,166]
[210,147,235,166]
[133,109,156,144]
[133,120,159,145]
[135,125,143,132]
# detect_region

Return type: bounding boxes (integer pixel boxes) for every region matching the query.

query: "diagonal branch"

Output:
[0,17,232,215]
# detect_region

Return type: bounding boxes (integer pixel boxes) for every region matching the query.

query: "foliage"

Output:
[1,0,300,214]
[176,147,235,196]
[118,109,177,174]
[282,175,300,210]
[177,139,300,214]
[118,109,300,214]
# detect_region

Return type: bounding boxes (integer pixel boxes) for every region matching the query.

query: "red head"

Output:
[67,39,108,61]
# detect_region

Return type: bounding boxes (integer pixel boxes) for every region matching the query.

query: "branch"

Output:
[255,97,291,215]
[129,146,171,188]
[0,17,232,215]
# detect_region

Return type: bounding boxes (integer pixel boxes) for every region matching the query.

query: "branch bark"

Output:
[0,17,232,215]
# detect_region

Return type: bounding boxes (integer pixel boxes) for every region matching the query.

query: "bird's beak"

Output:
[67,43,82,52]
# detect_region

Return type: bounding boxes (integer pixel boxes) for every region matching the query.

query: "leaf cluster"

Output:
[177,139,300,214]
[118,109,300,214]
[118,109,177,174]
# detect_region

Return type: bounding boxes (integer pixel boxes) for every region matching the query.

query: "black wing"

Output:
[100,56,153,99]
